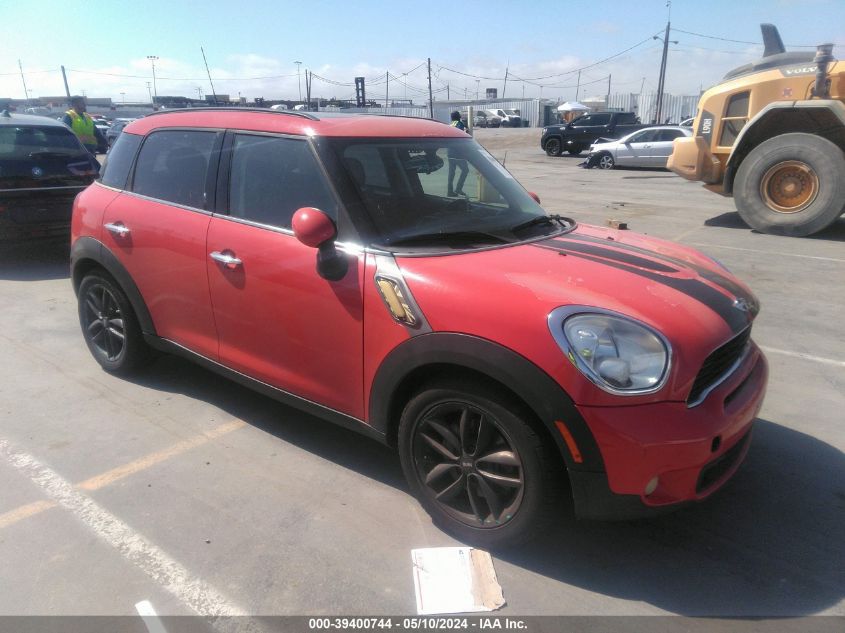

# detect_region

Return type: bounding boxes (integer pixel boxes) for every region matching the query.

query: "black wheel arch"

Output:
[71,236,157,336]
[369,332,604,473]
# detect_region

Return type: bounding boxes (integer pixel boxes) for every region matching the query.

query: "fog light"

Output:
[644,476,659,496]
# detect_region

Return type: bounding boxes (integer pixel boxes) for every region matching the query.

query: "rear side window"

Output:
[100,132,141,189]
[228,134,337,229]
[656,129,685,142]
[132,130,216,208]
[617,113,637,124]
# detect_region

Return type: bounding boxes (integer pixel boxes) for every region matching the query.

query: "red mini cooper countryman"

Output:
[71,109,767,546]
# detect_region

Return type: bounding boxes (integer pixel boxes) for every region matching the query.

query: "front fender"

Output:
[368,332,605,473]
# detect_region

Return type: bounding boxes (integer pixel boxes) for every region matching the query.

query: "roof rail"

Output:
[143,107,318,121]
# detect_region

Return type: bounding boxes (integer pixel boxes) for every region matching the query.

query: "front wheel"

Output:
[734,133,845,236]
[566,145,583,156]
[398,380,561,547]
[544,138,562,157]
[596,152,615,169]
[78,271,151,374]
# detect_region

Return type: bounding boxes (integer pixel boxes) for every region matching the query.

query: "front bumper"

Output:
[667,135,723,185]
[570,343,768,519]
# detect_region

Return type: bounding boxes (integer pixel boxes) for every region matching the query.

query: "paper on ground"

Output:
[411,547,506,615]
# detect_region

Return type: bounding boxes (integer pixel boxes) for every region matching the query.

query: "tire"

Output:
[733,133,845,237]
[596,152,615,169]
[398,379,562,548]
[544,137,562,157]
[77,270,152,374]
[566,146,583,156]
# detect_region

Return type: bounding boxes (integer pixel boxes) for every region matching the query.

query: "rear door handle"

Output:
[210,251,242,268]
[104,222,130,237]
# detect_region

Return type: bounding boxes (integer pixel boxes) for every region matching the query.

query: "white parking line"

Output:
[0,436,248,618]
[689,242,845,264]
[760,346,845,368]
[135,600,169,633]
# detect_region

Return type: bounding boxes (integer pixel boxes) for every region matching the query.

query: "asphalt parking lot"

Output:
[0,128,843,620]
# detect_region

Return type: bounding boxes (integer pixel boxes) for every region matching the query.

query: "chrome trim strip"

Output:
[686,341,752,409]
[373,254,432,334]
[0,185,87,193]
[547,305,673,397]
[120,190,212,215]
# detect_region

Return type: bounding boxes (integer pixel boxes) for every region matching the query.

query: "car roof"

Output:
[125,108,468,139]
[0,112,69,128]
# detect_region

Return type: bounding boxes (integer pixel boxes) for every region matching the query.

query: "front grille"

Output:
[696,431,750,494]
[687,326,751,406]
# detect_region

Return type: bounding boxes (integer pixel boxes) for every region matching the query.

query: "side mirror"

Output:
[528,191,541,204]
[292,207,347,281]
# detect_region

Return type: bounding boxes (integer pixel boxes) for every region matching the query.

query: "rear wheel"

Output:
[398,379,561,547]
[545,138,562,157]
[734,133,845,236]
[78,271,151,374]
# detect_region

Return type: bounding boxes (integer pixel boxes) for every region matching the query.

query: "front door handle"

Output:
[104,222,130,237]
[210,250,243,268]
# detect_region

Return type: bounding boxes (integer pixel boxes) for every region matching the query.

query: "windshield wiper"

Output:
[387,230,508,246]
[511,214,571,233]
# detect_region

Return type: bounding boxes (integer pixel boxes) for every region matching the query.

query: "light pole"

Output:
[476,79,480,101]
[652,29,678,124]
[294,61,302,101]
[146,55,159,104]
[146,81,153,105]
[121,92,125,104]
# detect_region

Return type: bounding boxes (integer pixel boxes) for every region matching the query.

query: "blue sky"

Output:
[2,0,843,103]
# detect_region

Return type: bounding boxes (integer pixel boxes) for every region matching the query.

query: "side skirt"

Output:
[144,334,388,445]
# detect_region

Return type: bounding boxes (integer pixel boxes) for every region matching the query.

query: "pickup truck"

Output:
[541,111,646,156]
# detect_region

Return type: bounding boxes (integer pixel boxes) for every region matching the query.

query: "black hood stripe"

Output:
[541,239,679,273]
[552,233,757,310]
[535,240,752,333]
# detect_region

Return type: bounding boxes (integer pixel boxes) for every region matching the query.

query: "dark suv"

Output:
[71,109,767,546]
[0,112,98,241]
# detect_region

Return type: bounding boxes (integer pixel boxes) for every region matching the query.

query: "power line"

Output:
[672,27,840,48]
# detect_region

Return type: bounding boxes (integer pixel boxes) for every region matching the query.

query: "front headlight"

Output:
[548,308,671,395]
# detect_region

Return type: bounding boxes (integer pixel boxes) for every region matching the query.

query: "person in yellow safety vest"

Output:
[62,95,107,156]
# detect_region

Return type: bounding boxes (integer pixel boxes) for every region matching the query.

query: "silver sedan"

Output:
[588,126,692,169]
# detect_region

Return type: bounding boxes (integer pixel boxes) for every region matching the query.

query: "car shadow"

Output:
[705,212,845,242]
[125,356,844,616]
[0,239,71,281]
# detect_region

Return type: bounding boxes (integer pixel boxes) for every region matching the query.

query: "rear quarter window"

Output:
[131,130,216,209]
[100,132,142,190]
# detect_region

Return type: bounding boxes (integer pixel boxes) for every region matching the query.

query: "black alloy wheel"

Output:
[412,401,525,528]
[78,271,151,374]
[398,380,561,546]
[545,138,562,157]
[82,282,126,362]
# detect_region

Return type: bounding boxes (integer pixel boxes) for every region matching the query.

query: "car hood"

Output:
[397,224,758,404]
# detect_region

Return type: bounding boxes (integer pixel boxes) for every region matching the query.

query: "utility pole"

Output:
[295,61,302,101]
[475,79,480,101]
[427,58,434,118]
[201,47,217,105]
[575,70,581,102]
[447,82,450,101]
[61,65,71,100]
[146,55,158,104]
[655,20,671,123]
[385,71,389,108]
[502,63,509,99]
[18,60,29,103]
[146,82,153,105]
[606,74,611,109]
[306,70,312,110]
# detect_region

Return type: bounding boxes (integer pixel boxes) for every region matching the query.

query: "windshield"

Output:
[323,137,571,249]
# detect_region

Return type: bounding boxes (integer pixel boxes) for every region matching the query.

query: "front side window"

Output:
[627,129,659,143]
[656,129,686,142]
[322,138,567,249]
[718,91,750,147]
[228,134,337,229]
[132,130,216,208]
